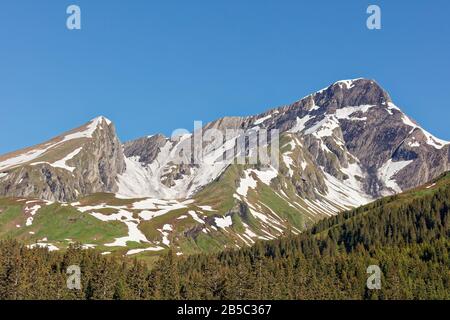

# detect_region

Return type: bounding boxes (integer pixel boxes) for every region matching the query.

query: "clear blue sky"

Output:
[1,0,449,154]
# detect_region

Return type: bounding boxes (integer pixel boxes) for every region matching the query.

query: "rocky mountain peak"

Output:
[292,78,392,114]
[93,115,112,124]
[0,116,125,202]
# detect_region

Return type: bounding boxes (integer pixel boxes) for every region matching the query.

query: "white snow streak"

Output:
[378,159,413,194]
[253,114,272,125]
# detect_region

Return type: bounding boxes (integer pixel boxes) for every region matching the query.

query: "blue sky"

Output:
[1,0,449,154]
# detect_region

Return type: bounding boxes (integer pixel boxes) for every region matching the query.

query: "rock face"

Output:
[0,117,125,202]
[123,134,168,166]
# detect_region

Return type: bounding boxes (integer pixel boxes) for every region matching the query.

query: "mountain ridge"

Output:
[1,78,449,202]
[115,78,449,201]
[0,78,449,255]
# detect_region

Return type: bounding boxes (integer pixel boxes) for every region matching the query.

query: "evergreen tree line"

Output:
[0,184,448,300]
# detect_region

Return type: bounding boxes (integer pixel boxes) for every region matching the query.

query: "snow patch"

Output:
[252,167,278,185]
[304,115,340,138]
[86,209,150,247]
[236,171,257,197]
[188,211,205,224]
[50,147,83,172]
[310,101,320,111]
[215,216,233,229]
[60,116,109,143]
[282,153,295,177]
[197,205,217,212]
[420,128,449,150]
[126,246,164,255]
[320,161,373,210]
[408,141,420,148]
[158,224,174,246]
[378,159,414,194]
[253,114,272,125]
[236,167,278,197]
[334,79,361,89]
[300,160,308,171]
[81,244,97,249]
[117,135,230,200]
[0,148,49,172]
[138,199,192,221]
[27,243,59,251]
[288,115,315,133]
[25,204,41,226]
[31,147,83,172]
[386,102,401,115]
[334,105,375,121]
[397,111,449,149]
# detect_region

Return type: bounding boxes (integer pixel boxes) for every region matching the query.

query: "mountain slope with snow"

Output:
[118,78,449,202]
[0,116,125,202]
[0,78,448,255]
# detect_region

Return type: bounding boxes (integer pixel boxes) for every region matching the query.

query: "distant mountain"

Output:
[0,78,448,255]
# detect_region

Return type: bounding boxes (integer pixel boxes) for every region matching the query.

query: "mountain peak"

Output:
[0,114,124,201]
[91,116,112,126]
[328,78,383,90]
[332,78,365,88]
[311,78,391,109]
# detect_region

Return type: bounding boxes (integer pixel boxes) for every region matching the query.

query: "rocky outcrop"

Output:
[123,134,168,165]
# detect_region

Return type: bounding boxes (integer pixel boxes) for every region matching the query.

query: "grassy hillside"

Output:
[0,172,448,299]
[161,172,449,299]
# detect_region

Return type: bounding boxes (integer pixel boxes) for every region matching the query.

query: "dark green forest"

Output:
[0,174,449,300]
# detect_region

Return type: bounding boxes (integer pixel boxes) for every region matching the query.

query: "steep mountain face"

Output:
[0,117,125,202]
[0,78,449,256]
[259,78,450,197]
